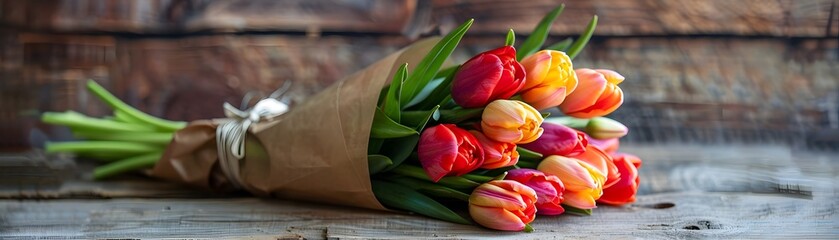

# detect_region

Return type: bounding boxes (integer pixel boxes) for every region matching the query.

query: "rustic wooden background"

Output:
[0,0,837,150]
[0,1,838,238]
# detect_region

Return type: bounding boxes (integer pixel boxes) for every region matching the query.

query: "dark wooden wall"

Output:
[1,0,837,150]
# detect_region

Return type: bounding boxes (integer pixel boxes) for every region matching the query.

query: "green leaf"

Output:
[438,108,484,123]
[368,154,393,175]
[412,65,460,110]
[517,147,544,160]
[462,174,493,183]
[368,138,384,154]
[380,135,421,171]
[524,224,535,233]
[541,112,551,118]
[390,165,481,189]
[546,37,574,51]
[383,63,408,123]
[516,160,538,169]
[404,78,444,108]
[492,172,507,181]
[563,204,593,216]
[516,4,565,60]
[566,15,598,60]
[372,180,471,225]
[400,19,473,108]
[370,107,418,138]
[401,105,441,131]
[389,176,471,201]
[505,29,515,46]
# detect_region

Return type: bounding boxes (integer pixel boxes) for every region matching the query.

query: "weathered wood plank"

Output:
[1,192,835,239]
[1,0,835,37]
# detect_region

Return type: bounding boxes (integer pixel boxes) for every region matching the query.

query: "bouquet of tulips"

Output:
[42,5,642,232]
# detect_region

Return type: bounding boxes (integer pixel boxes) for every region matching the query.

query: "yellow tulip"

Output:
[481,100,544,144]
[519,50,578,110]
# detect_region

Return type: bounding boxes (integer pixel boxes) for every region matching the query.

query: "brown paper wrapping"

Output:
[150,38,440,210]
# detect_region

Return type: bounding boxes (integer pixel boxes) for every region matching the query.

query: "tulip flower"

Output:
[574,145,621,189]
[520,122,587,157]
[481,100,544,144]
[506,169,566,215]
[519,50,578,110]
[588,136,620,154]
[537,155,604,209]
[559,69,624,118]
[585,117,628,139]
[469,180,537,231]
[469,130,519,169]
[418,124,484,182]
[598,153,642,205]
[451,46,526,108]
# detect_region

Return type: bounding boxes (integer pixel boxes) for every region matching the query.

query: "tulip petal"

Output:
[563,190,598,209]
[560,68,607,113]
[538,156,597,191]
[452,54,504,108]
[469,205,527,231]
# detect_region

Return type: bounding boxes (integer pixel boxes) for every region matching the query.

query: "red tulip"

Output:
[470,130,519,169]
[598,153,641,205]
[418,124,484,182]
[452,46,526,108]
[559,69,624,118]
[520,122,587,157]
[506,169,566,215]
[469,180,537,231]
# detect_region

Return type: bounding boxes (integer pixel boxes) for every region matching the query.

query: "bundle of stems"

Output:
[42,80,187,179]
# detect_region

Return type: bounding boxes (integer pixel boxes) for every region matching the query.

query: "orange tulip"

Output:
[469,180,537,231]
[470,130,520,169]
[574,145,621,189]
[598,153,641,205]
[537,155,604,209]
[519,50,578,110]
[481,100,544,144]
[559,69,624,118]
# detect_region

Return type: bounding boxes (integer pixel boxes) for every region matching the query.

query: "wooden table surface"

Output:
[1,144,837,239]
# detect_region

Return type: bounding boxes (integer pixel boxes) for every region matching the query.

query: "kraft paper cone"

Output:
[151,38,440,210]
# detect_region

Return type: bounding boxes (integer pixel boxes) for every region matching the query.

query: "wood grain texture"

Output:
[1,0,836,37]
[1,145,836,239]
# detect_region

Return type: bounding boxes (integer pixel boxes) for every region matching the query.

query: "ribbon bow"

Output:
[216,87,290,189]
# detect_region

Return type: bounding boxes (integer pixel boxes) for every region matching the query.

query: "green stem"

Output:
[42,111,156,132]
[93,152,163,180]
[46,141,164,154]
[86,80,187,131]
[462,174,493,183]
[73,131,173,145]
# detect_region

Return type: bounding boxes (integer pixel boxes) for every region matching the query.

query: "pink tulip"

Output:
[506,169,566,215]
[469,180,537,231]
[452,46,526,108]
[418,124,484,182]
[520,122,587,157]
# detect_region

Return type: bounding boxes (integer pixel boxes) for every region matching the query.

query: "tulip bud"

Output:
[585,117,628,139]
[519,50,578,110]
[481,100,544,144]
[452,46,526,108]
[559,69,624,118]
[418,124,484,182]
[520,122,587,157]
[598,153,641,205]
[469,180,537,231]
[506,169,566,215]
[469,130,519,169]
[537,155,604,209]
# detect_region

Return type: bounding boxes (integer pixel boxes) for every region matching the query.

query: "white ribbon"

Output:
[216,94,289,189]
